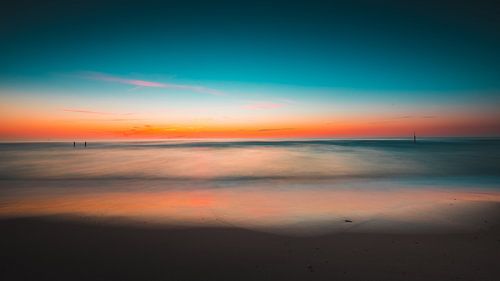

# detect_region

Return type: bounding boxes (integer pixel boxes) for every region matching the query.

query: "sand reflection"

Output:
[2,184,500,235]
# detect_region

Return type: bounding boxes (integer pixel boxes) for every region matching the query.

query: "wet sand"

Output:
[1,213,500,281]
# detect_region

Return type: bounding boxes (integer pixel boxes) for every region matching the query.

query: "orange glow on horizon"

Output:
[1,95,499,140]
[2,113,499,140]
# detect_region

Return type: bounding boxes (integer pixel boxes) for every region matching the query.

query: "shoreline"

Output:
[2,185,500,236]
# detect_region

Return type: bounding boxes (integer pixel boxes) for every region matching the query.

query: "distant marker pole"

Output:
[413,132,416,143]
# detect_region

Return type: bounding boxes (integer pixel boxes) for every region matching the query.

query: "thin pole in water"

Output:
[413,132,416,143]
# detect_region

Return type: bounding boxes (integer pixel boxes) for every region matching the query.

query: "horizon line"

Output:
[1,136,500,143]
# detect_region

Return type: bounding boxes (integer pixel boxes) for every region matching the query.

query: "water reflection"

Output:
[1,181,500,235]
[1,140,499,235]
[1,139,499,181]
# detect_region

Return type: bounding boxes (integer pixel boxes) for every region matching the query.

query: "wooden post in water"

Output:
[413,132,416,143]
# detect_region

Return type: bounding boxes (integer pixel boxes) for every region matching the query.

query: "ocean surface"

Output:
[1,139,500,235]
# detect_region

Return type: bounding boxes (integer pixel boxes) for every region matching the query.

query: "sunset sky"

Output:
[1,0,499,140]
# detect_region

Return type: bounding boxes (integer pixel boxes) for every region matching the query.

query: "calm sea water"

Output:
[1,139,499,234]
[1,139,500,181]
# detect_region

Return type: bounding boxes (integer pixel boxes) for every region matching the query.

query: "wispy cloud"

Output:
[119,124,181,137]
[258,128,294,132]
[368,115,438,124]
[63,108,135,116]
[80,72,223,96]
[242,102,285,110]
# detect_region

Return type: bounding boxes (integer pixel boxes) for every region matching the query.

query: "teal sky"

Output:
[1,0,499,139]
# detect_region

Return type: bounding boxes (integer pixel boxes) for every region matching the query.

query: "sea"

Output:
[1,139,499,235]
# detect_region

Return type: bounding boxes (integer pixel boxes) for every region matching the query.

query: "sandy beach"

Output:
[1,212,500,281]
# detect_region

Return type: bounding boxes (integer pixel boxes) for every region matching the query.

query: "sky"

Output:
[1,0,499,140]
